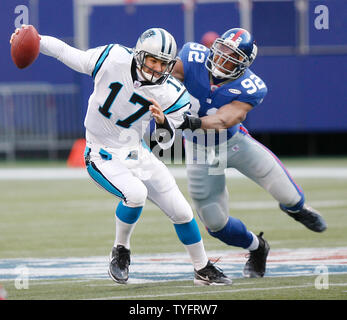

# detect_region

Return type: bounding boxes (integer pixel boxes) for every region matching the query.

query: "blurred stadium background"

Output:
[0,0,346,161]
[1,0,347,301]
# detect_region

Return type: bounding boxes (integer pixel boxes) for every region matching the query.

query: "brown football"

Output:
[11,25,40,69]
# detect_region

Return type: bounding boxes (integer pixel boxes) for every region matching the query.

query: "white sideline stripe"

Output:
[0,168,88,180]
[13,197,345,211]
[144,199,347,211]
[1,167,347,180]
[230,199,347,210]
[89,283,347,300]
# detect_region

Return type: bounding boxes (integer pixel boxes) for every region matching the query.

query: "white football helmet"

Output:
[134,28,177,84]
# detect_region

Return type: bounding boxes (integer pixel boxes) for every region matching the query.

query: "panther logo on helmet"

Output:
[140,29,156,43]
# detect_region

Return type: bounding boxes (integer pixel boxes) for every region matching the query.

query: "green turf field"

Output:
[1,157,347,300]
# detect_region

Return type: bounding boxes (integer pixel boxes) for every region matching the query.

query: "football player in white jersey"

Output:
[173,28,327,278]
[11,26,232,285]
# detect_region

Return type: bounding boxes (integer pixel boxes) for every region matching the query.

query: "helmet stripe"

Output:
[159,29,166,54]
[167,35,172,55]
[232,29,245,41]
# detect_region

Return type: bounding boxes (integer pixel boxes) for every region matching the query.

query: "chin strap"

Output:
[211,68,229,79]
[141,69,160,83]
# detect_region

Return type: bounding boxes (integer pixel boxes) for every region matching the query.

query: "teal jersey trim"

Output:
[141,139,151,152]
[87,163,125,200]
[92,44,114,79]
[163,90,190,115]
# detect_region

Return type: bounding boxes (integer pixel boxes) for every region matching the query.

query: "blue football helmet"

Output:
[205,28,258,80]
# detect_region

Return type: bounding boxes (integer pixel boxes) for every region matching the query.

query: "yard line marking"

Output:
[1,247,347,283]
[87,282,347,300]
[84,281,257,288]
[1,167,347,180]
[2,198,346,214]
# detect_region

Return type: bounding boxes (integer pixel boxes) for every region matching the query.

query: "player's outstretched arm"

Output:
[39,35,100,75]
[10,25,101,75]
[179,101,252,131]
[200,101,252,130]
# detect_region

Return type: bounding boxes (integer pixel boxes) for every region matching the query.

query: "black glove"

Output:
[179,113,202,130]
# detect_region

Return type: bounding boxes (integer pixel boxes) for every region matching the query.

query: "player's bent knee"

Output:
[153,183,194,224]
[125,183,148,207]
[199,202,229,231]
[167,193,194,224]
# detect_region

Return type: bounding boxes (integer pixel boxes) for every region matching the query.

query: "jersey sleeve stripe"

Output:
[163,90,190,115]
[92,44,114,79]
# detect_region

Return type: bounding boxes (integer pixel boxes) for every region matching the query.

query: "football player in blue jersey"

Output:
[173,28,327,278]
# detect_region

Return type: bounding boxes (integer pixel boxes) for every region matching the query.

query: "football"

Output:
[11,25,40,69]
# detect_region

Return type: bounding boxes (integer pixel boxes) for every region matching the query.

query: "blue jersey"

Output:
[179,42,268,142]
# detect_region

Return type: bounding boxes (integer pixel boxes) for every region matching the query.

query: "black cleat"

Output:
[243,232,270,278]
[280,203,327,232]
[194,260,232,286]
[108,245,131,284]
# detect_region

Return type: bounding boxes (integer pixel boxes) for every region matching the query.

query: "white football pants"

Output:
[85,141,194,224]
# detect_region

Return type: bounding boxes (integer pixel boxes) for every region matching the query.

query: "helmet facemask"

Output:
[135,50,177,84]
[206,38,255,80]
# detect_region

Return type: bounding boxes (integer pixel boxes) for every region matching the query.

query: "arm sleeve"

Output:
[39,35,105,76]
[235,94,265,107]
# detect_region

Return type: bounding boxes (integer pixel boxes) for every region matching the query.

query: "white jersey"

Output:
[39,36,190,149]
[85,44,190,148]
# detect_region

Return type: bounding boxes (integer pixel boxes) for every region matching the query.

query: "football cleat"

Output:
[194,260,232,286]
[108,245,131,284]
[279,203,327,232]
[243,232,270,278]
